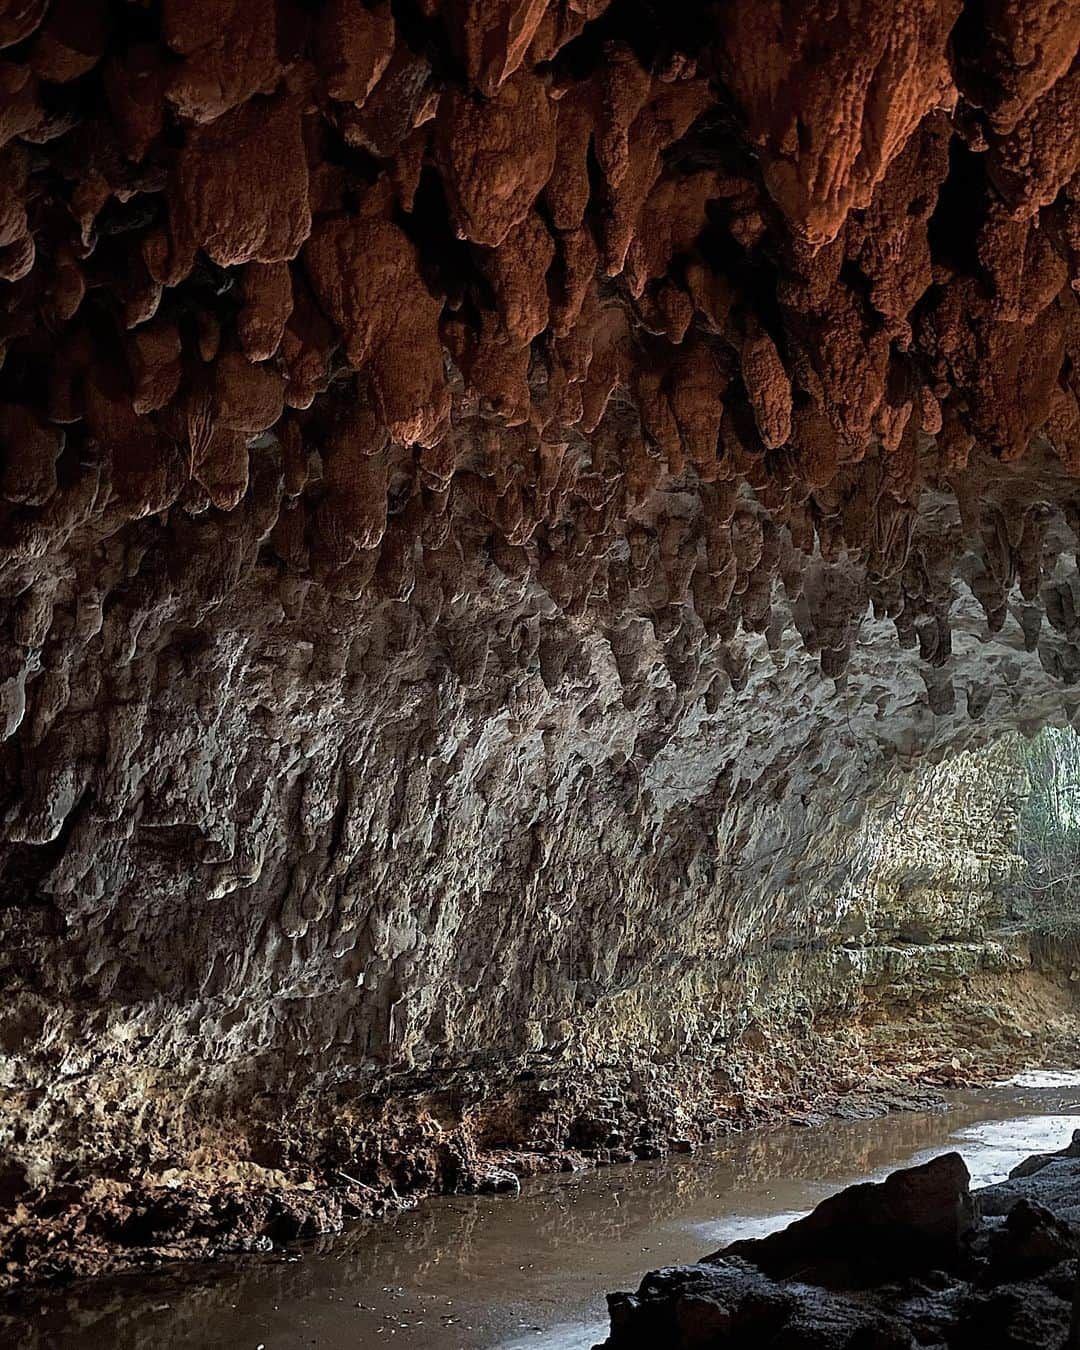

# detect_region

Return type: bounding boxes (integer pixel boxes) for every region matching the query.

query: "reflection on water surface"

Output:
[6,1082,1080,1350]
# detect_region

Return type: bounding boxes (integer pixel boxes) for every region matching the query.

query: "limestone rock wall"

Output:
[835,738,1026,945]
[612,739,1079,1119]
[1,0,1080,1238]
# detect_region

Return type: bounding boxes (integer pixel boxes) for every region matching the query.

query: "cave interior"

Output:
[2,0,1080,1323]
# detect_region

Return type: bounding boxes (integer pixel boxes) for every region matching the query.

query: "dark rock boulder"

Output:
[710,1152,975,1289]
[601,1261,917,1350]
[983,1198,1076,1282]
[950,1280,1072,1350]
[979,1158,1080,1226]
[600,1137,1080,1349]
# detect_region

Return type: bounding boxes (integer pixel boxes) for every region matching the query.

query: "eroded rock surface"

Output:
[3,0,1080,1291]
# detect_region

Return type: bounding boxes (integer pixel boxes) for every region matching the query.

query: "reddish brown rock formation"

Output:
[1,0,1080,1291]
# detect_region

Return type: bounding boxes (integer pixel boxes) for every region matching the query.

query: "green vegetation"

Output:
[1014,728,1080,924]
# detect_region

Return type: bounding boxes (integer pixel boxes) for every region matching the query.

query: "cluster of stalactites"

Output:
[0,0,1078,677]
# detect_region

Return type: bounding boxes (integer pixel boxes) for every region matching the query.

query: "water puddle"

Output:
[996,1069,1080,1089]
[6,1081,1080,1349]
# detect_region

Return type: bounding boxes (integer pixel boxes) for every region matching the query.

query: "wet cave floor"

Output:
[7,1075,1080,1350]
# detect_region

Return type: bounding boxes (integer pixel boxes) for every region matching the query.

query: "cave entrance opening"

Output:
[1013,728,1080,930]
[752,732,1080,1103]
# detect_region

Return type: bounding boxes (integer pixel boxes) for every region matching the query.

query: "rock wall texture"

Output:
[3,0,1080,1286]
[679,740,1080,1127]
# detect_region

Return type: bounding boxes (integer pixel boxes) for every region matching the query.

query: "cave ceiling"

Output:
[0,1,1079,959]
